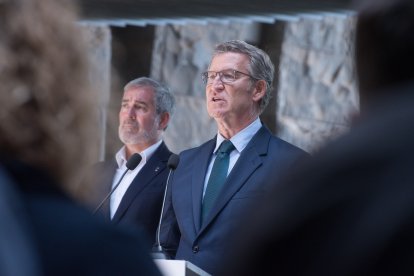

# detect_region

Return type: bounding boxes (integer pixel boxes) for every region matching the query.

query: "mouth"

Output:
[212,97,224,102]
[122,121,138,128]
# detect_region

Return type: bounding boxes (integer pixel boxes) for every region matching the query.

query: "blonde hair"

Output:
[0,0,99,194]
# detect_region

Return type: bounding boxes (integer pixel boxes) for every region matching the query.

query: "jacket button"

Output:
[192,245,199,253]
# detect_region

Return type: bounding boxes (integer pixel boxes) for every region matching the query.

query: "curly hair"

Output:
[0,0,99,194]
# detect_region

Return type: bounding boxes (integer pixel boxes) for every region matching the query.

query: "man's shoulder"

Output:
[179,138,215,156]
[269,135,309,155]
[155,141,174,160]
[252,126,309,156]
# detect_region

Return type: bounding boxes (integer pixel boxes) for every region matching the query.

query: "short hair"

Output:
[124,77,175,123]
[213,40,275,114]
[0,0,99,192]
[355,0,414,109]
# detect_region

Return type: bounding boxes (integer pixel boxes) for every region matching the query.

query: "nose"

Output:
[127,107,136,119]
[211,74,225,89]
[212,82,225,93]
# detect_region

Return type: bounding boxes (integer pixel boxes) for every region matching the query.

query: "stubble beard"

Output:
[118,120,158,145]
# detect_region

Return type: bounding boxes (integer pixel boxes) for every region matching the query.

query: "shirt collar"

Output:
[115,140,163,169]
[214,118,262,154]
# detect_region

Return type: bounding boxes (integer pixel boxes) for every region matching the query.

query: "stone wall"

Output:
[82,13,359,158]
[151,22,262,153]
[81,25,112,161]
[151,22,261,97]
[276,15,358,153]
[151,15,358,154]
[163,95,217,153]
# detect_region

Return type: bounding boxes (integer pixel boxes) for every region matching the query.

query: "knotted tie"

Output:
[201,140,235,224]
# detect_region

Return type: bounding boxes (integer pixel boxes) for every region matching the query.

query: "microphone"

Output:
[152,153,180,259]
[93,153,142,215]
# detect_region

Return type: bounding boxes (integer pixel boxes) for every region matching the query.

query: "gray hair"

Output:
[124,77,175,127]
[213,40,275,114]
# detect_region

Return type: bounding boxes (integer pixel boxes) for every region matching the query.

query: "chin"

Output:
[209,111,225,120]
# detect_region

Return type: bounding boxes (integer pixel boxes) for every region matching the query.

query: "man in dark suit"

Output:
[91,77,175,245]
[159,40,309,274]
[219,0,414,275]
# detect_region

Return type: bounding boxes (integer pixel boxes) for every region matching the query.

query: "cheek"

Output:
[119,112,125,122]
[141,115,157,129]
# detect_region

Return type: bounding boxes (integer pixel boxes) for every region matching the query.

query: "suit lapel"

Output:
[191,138,216,233]
[112,143,170,223]
[199,127,271,232]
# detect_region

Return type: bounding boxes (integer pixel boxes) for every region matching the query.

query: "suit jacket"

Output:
[2,159,161,276]
[92,142,173,245]
[160,125,309,274]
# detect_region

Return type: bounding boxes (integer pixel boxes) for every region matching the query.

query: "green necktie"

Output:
[202,140,235,224]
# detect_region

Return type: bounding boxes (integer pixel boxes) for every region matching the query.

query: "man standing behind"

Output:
[160,40,309,274]
[91,77,175,245]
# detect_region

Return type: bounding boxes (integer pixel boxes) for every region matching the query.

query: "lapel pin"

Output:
[155,167,160,172]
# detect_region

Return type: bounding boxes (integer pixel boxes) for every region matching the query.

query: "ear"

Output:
[252,79,266,102]
[158,112,170,131]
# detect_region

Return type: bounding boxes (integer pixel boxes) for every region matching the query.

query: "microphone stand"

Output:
[152,154,179,259]
[93,153,142,215]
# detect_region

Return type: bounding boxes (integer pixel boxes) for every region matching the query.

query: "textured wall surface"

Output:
[83,14,359,157]
[151,22,260,96]
[151,22,261,153]
[164,95,217,154]
[276,15,358,153]
[81,25,112,160]
[151,15,358,154]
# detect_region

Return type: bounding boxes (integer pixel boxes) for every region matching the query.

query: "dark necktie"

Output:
[202,140,235,224]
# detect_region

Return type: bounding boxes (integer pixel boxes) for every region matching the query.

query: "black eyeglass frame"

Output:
[201,69,259,85]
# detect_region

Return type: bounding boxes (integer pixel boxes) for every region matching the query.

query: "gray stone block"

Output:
[164,95,217,154]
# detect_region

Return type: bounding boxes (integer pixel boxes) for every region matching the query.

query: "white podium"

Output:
[154,260,211,276]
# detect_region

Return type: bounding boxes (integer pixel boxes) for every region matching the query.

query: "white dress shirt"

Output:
[202,118,262,198]
[110,140,163,219]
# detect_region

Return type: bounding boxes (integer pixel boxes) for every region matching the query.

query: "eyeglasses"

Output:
[201,69,258,85]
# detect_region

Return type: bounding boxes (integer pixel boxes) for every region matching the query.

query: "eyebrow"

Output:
[208,68,237,72]
[121,99,148,106]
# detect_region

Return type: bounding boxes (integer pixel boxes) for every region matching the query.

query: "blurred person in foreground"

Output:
[0,167,40,276]
[219,0,414,275]
[159,40,309,275]
[88,77,175,246]
[0,0,161,275]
